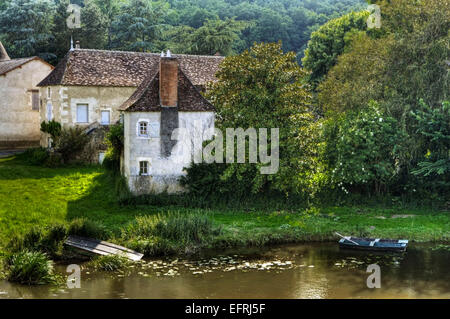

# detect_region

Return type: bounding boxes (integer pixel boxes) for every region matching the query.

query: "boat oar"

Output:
[335,232,360,245]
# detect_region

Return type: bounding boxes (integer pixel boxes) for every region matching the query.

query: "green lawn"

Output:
[0,156,449,251]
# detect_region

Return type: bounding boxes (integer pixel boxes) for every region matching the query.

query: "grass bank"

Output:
[0,156,448,259]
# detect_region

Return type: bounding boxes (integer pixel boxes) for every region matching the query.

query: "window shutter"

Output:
[32,91,39,111]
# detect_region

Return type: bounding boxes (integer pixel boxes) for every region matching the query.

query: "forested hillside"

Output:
[0,0,365,64]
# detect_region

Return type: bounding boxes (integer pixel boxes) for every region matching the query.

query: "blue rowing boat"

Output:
[337,235,408,252]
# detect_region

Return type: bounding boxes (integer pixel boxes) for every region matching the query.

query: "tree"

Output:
[51,0,72,61]
[323,101,407,195]
[79,0,107,49]
[302,10,369,86]
[110,0,168,52]
[411,100,450,186]
[187,18,247,56]
[317,32,390,114]
[94,0,121,49]
[204,42,320,196]
[0,0,55,60]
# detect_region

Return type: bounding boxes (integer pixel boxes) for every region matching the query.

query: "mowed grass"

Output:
[0,156,449,250]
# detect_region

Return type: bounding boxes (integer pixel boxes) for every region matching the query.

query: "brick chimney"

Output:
[0,41,11,62]
[159,53,178,107]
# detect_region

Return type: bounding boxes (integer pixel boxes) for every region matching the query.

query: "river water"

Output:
[1,243,449,299]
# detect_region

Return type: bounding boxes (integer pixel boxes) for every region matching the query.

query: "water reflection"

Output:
[0,243,448,299]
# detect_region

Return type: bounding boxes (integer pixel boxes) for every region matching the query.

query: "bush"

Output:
[103,123,124,172]
[20,147,49,166]
[44,152,63,167]
[6,250,57,285]
[8,224,68,258]
[323,101,407,195]
[55,127,89,163]
[91,254,130,271]
[40,120,61,140]
[180,162,227,198]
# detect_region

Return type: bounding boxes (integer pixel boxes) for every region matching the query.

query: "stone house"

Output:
[0,41,54,148]
[120,54,216,194]
[37,47,223,164]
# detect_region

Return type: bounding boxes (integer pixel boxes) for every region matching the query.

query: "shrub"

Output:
[91,254,130,271]
[103,123,124,172]
[44,152,63,167]
[55,127,90,163]
[8,224,68,258]
[6,250,57,285]
[180,162,226,198]
[323,101,407,195]
[20,147,49,166]
[40,120,62,140]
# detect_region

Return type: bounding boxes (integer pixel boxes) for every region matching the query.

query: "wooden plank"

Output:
[65,235,144,261]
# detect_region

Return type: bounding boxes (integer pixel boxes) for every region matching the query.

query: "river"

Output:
[1,243,449,299]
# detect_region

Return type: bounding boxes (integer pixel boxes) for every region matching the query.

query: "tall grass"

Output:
[91,254,130,271]
[6,250,58,285]
[123,212,219,244]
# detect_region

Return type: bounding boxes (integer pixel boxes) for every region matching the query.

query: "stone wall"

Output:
[0,60,53,148]
[123,111,215,195]
[39,85,136,147]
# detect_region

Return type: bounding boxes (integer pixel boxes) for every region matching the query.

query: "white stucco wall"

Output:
[39,85,137,147]
[124,111,215,194]
[0,59,53,148]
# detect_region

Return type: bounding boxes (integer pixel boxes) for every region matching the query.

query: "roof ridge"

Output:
[72,48,224,59]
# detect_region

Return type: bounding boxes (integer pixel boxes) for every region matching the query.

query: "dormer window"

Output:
[139,121,148,137]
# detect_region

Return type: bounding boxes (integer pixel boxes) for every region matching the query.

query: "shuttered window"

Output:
[31,90,39,111]
[76,104,88,123]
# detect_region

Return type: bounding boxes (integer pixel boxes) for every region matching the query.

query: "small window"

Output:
[46,102,53,121]
[139,161,149,175]
[76,104,88,123]
[139,121,148,137]
[101,110,110,125]
[31,90,39,111]
[47,87,51,98]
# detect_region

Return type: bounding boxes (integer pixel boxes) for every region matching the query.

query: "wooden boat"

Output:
[65,235,144,261]
[337,234,408,252]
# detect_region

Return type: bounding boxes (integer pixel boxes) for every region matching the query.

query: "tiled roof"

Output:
[119,65,214,112]
[0,57,51,76]
[38,49,224,87]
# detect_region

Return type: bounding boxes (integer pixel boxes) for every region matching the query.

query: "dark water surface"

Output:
[1,243,449,299]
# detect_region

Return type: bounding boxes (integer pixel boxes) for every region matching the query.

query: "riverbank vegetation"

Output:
[0,157,448,256]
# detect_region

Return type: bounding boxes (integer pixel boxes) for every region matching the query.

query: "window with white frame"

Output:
[101,110,110,125]
[138,121,148,137]
[76,104,89,123]
[139,161,149,175]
